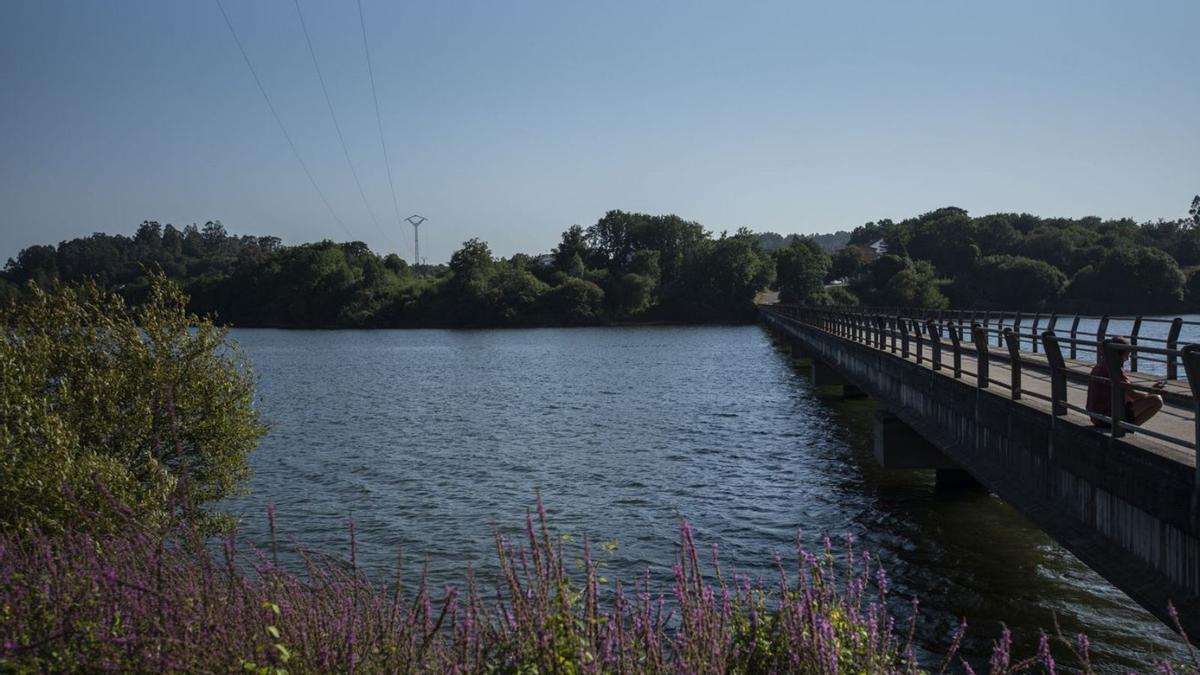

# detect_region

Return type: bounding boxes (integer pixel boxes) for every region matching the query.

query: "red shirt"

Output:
[1086,361,1131,424]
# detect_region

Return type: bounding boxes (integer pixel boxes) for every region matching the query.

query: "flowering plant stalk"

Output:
[1,495,1195,672]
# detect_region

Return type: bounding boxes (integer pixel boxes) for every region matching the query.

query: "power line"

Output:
[357,0,409,262]
[293,0,394,249]
[213,0,351,237]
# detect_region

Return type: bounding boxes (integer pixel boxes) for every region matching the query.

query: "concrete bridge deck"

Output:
[904,338,1196,468]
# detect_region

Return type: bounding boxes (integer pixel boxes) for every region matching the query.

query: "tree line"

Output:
[0,212,775,327]
[4,198,1198,323]
[769,196,1200,313]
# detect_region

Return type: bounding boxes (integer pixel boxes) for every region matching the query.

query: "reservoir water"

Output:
[224,325,1188,669]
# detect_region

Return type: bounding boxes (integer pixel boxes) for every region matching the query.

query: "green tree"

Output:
[449,238,494,283]
[1066,245,1184,311]
[826,285,859,306]
[433,239,502,326]
[0,275,266,534]
[773,238,831,303]
[611,273,657,317]
[606,250,662,317]
[881,261,949,309]
[903,207,978,276]
[969,214,1023,254]
[667,230,774,320]
[493,267,550,323]
[0,279,18,307]
[543,277,604,322]
[553,225,592,273]
[971,255,1067,310]
[852,255,947,309]
[1186,269,1200,308]
[828,246,867,281]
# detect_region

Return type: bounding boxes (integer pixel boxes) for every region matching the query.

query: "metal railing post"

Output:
[927,319,942,371]
[1167,317,1184,380]
[900,319,910,359]
[1003,328,1022,400]
[1129,316,1142,372]
[1181,344,1200,479]
[1096,315,1110,362]
[1101,338,1125,438]
[948,321,962,378]
[1030,314,1041,353]
[1042,331,1068,415]
[1069,316,1081,360]
[913,319,923,365]
[972,322,990,389]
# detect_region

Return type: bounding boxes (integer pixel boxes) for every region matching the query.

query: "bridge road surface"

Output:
[874,335,1197,468]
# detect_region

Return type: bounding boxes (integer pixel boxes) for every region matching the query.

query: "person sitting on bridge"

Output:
[1085,336,1163,427]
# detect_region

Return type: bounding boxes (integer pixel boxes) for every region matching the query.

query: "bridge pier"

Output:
[935,468,984,491]
[811,360,868,398]
[811,360,845,387]
[790,338,812,364]
[873,410,960,471]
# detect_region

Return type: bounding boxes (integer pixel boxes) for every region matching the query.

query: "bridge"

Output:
[760,303,1200,640]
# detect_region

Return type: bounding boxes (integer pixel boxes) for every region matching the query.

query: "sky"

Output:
[1,1,1197,264]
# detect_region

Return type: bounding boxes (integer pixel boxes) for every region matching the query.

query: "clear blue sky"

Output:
[2,1,1197,264]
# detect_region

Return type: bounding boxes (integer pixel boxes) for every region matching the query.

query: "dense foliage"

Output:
[0,212,775,327]
[0,275,265,534]
[4,197,1198,318]
[3,499,1168,673]
[823,197,1200,312]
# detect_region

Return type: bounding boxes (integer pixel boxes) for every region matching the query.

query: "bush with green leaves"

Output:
[773,238,831,303]
[970,255,1067,310]
[0,274,265,534]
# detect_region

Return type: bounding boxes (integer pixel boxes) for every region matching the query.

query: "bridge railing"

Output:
[763,304,1200,472]
[774,304,1200,379]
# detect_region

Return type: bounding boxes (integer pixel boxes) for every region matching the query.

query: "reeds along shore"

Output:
[0,497,1195,672]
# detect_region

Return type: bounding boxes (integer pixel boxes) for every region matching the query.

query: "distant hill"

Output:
[757,230,851,253]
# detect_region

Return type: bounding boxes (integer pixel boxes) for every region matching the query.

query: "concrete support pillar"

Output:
[935,468,984,491]
[790,338,811,363]
[811,360,847,387]
[810,360,870,398]
[873,410,959,470]
[843,384,869,399]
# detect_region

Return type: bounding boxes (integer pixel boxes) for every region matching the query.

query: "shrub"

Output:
[1065,246,1185,311]
[774,238,831,303]
[0,274,266,534]
[1187,269,1200,308]
[827,285,860,306]
[971,255,1067,310]
[855,258,949,309]
[543,277,605,322]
